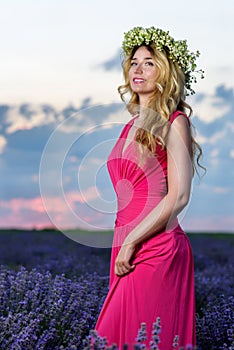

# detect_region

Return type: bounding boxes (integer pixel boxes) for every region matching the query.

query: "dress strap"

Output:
[169,110,190,125]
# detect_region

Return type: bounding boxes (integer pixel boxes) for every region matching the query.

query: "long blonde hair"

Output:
[118,44,205,175]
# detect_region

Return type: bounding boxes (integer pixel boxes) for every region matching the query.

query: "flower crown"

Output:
[122,26,204,95]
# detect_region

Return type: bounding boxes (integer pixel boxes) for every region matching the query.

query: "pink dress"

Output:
[94,111,196,349]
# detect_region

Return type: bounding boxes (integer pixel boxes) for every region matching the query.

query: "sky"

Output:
[0,0,234,234]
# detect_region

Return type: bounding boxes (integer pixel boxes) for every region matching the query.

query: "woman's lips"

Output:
[133,78,145,84]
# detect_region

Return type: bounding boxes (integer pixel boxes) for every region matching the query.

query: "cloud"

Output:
[0,196,51,229]
[2,99,127,140]
[5,104,58,134]
[190,86,234,192]
[213,187,229,194]
[193,95,230,123]
[98,49,122,71]
[0,135,7,153]
[191,84,234,124]
[182,215,234,232]
[230,149,234,158]
[0,188,114,231]
[195,123,232,145]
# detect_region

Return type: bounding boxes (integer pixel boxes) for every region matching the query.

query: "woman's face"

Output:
[129,46,157,105]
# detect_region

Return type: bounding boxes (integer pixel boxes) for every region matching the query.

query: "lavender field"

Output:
[0,229,233,350]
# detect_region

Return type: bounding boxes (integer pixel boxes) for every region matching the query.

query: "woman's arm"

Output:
[114,115,193,276]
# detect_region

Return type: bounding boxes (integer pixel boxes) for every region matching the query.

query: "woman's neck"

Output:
[138,96,149,108]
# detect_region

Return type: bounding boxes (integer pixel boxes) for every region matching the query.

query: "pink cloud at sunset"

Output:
[0,187,103,230]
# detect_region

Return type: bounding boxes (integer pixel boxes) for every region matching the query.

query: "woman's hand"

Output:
[114,242,136,276]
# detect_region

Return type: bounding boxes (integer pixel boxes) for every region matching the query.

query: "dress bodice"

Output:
[107,111,188,228]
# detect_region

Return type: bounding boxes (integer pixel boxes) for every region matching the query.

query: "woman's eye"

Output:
[146,61,154,66]
[130,61,154,67]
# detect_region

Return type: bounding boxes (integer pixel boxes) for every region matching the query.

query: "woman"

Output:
[94,27,204,349]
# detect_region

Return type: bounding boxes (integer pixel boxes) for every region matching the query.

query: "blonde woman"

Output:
[94,27,204,350]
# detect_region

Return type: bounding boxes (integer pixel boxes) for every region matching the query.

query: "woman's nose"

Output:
[134,63,143,74]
